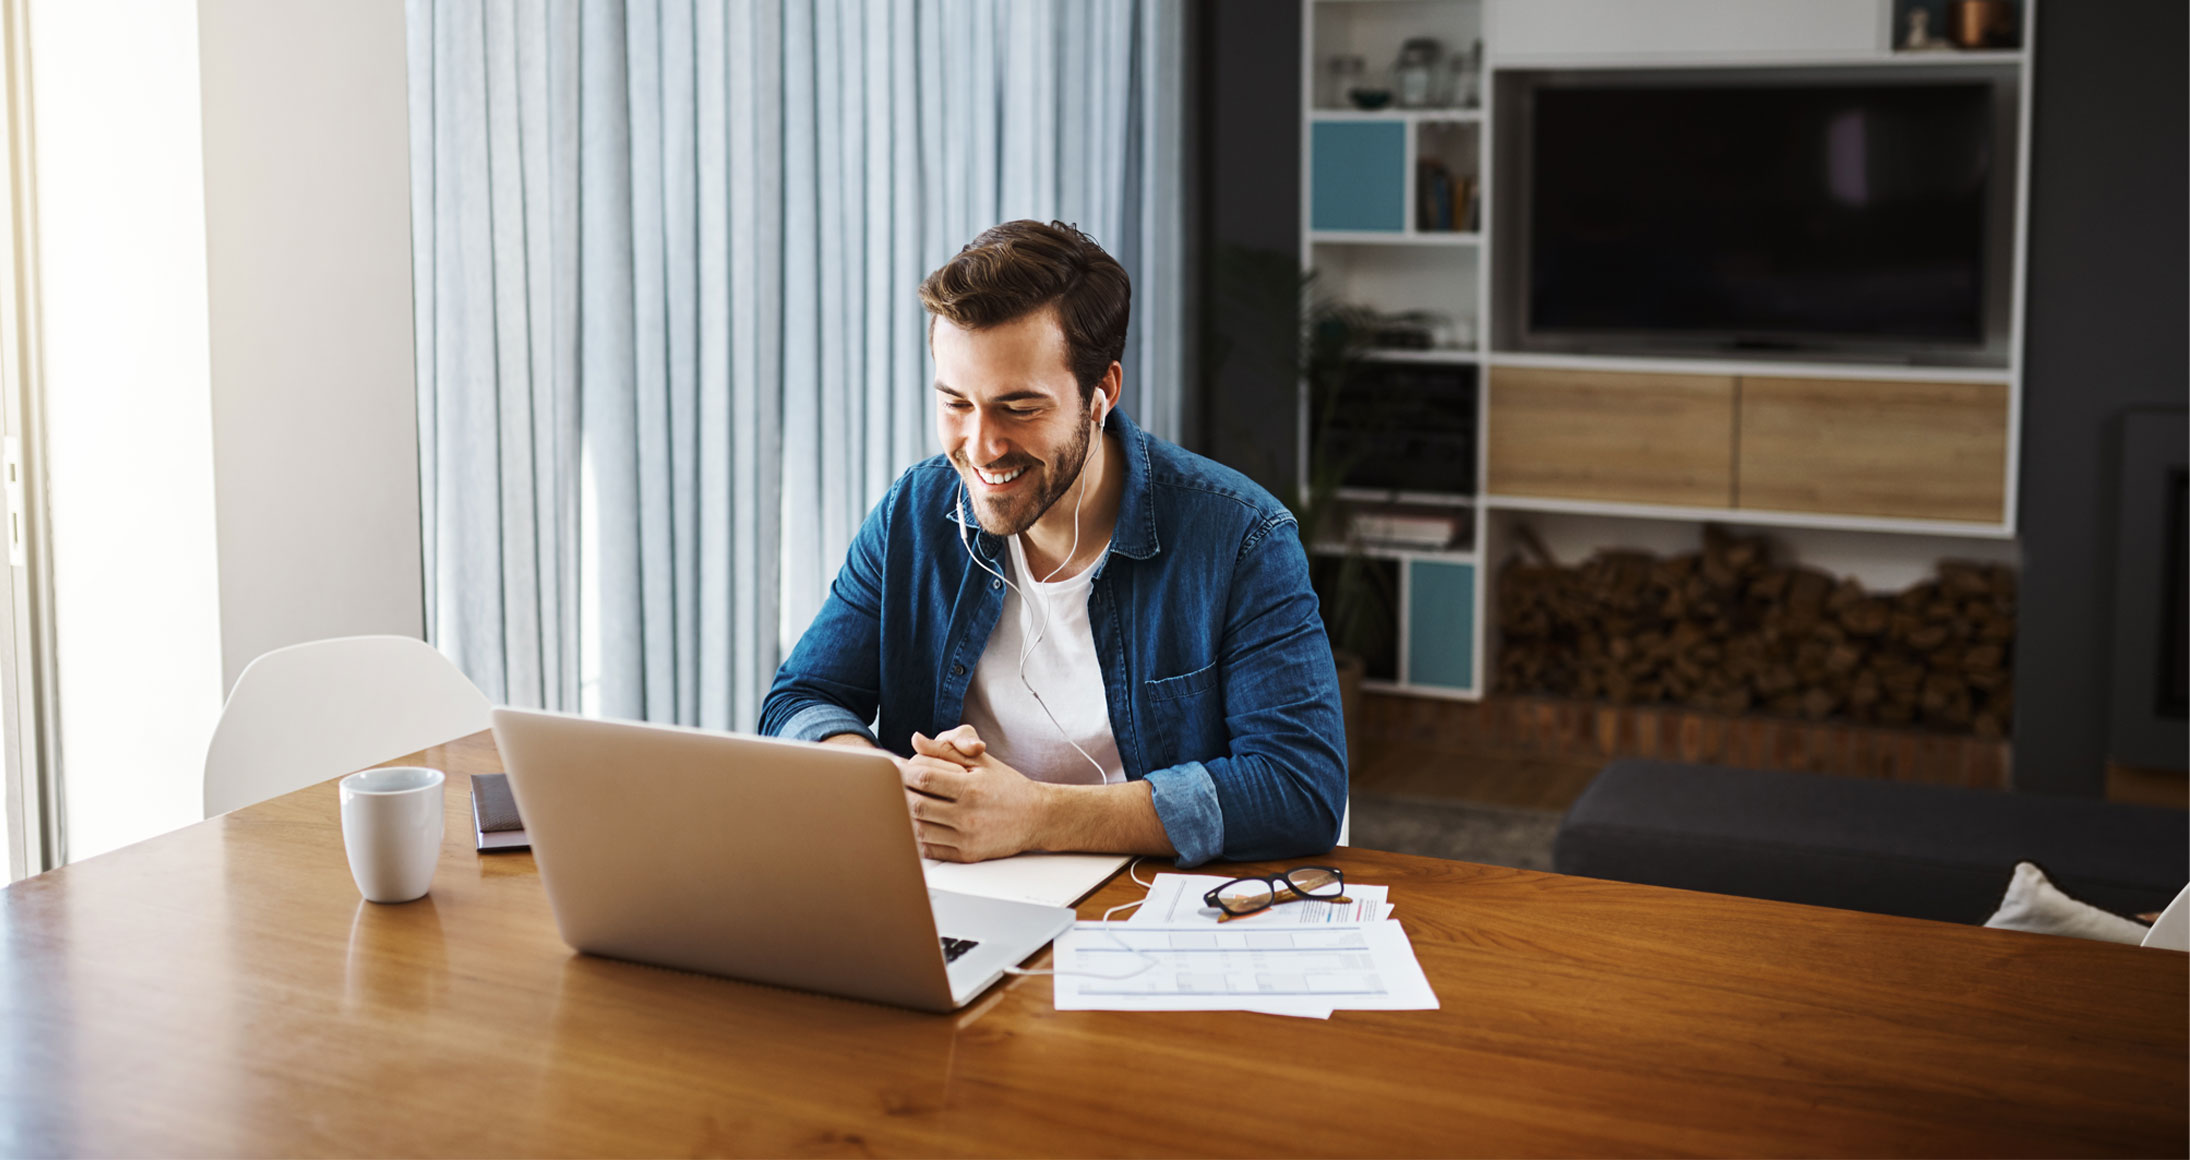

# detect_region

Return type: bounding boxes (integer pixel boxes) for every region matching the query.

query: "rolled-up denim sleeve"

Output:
[1144,760,1225,867]
[759,484,893,741]
[777,702,876,746]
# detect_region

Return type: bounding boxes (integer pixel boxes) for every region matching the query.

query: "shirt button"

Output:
[952,663,966,676]
[991,578,1002,589]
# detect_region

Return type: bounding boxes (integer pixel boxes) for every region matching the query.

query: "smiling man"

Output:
[758,220,1345,867]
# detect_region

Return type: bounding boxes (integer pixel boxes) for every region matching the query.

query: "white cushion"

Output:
[1983,861,2150,945]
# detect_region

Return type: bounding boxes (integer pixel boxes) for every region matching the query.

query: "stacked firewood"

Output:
[1496,527,2016,737]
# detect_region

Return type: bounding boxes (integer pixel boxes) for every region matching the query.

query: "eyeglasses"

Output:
[1203,866,1350,921]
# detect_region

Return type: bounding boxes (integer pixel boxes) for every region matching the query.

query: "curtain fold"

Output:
[409,0,1185,726]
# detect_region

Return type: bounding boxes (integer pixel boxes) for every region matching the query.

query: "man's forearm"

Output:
[820,732,906,772]
[1031,780,1177,858]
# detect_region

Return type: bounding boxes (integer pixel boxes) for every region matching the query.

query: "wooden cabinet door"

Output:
[1736,377,2008,523]
[1486,368,1735,507]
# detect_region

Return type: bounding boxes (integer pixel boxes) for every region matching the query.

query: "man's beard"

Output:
[960,411,1094,538]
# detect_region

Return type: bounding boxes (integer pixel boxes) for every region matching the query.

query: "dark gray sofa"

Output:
[1554,759,2189,924]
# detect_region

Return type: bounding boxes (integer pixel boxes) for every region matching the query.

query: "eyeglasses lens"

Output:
[1216,879,1275,914]
[1285,868,1343,897]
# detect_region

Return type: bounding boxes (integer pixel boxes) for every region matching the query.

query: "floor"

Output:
[2108,763,2190,810]
[1346,693,1597,868]
[1353,738,1598,811]
[1347,690,2185,878]
[1346,794,1563,871]
[1352,691,2187,813]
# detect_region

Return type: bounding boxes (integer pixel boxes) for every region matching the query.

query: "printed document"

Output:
[1129,873,1391,926]
[1050,921,1439,1016]
[922,852,1129,908]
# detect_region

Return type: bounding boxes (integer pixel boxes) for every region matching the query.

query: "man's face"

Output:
[932,307,1094,538]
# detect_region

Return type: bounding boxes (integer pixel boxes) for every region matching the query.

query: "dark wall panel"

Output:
[1194,0,1301,496]
[2014,0,2190,794]
[1193,2,2190,793]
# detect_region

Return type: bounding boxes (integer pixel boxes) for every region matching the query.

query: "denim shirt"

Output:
[758,409,1346,867]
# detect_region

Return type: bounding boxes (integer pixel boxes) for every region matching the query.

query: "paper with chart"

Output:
[1129,873,1391,926]
[1050,921,1439,1014]
[922,852,1129,908]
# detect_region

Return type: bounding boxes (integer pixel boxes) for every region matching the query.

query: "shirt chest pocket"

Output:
[1142,660,1226,767]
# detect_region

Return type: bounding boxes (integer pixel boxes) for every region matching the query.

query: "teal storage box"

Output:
[1406,559,1475,691]
[1311,121,1405,232]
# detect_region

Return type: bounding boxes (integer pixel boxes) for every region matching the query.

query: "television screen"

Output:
[1527,80,1994,348]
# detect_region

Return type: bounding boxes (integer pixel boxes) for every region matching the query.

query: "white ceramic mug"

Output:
[339,766,446,904]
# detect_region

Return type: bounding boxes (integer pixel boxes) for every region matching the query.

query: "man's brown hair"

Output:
[917,220,1131,403]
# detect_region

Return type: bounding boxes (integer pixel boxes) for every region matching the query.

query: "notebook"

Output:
[470,772,530,852]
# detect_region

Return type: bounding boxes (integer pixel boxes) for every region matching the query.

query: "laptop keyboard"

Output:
[940,936,980,963]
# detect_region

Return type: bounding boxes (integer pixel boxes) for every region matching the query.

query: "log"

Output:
[1495,529,2016,739]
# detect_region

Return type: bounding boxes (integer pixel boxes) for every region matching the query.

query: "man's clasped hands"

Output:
[883,724,1050,864]
[822,722,1168,864]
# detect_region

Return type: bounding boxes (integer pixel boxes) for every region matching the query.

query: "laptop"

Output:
[490,707,1077,1013]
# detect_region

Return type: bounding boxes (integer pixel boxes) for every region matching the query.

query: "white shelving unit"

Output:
[1309,109,1485,123]
[1302,0,1494,699]
[1309,230,1480,246]
[1299,0,2038,705]
[1335,486,1476,507]
[1312,542,1478,564]
[1360,349,1480,364]
[1482,350,2017,387]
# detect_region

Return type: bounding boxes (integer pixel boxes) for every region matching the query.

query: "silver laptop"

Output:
[490,707,1076,1013]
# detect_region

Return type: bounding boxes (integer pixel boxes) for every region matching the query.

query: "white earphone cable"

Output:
[1002,856,1159,979]
[954,409,1110,784]
[955,408,1151,981]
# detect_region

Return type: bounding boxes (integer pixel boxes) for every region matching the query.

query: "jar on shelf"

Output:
[1452,314,1478,349]
[1393,38,1442,109]
[1324,54,1365,110]
[1441,39,1482,109]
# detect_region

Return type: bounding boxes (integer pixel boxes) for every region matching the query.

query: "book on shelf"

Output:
[1416,160,1454,232]
[1413,162,1478,235]
[1349,511,1461,549]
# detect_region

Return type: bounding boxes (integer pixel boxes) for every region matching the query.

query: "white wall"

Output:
[27,0,421,860]
[196,0,423,696]
[30,0,226,860]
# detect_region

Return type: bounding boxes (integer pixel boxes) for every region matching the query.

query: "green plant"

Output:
[1205,245,1399,665]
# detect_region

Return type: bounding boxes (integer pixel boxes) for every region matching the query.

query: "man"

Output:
[759,220,1344,867]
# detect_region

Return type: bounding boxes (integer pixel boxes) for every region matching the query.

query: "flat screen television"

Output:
[1517,73,2008,361]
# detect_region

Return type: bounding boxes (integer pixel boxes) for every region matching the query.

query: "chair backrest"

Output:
[2143,882,2190,951]
[203,635,493,817]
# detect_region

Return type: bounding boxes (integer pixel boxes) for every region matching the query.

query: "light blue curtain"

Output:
[407,0,1185,728]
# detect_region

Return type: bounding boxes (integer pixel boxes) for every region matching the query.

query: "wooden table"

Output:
[1,730,2182,1157]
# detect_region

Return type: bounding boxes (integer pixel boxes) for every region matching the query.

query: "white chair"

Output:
[203,635,493,818]
[2143,883,2190,952]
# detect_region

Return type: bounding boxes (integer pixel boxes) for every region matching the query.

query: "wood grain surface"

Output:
[1736,375,2010,523]
[1486,367,1737,507]
[1,729,2181,1157]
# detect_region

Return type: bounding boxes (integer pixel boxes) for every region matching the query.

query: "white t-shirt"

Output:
[960,534,1124,786]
